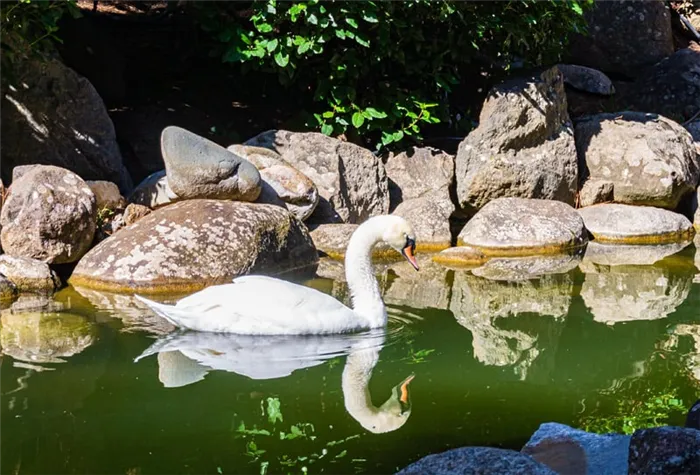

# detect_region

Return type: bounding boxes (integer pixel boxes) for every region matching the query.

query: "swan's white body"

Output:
[136,330,413,433]
[136,215,418,335]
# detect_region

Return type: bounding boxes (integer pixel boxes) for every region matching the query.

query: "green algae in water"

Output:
[2,248,700,474]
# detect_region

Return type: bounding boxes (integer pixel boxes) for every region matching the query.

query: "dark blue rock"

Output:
[685,400,700,430]
[396,446,556,475]
[628,426,700,475]
[522,422,630,475]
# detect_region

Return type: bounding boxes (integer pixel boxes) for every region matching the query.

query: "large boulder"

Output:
[309,224,391,260]
[628,426,700,475]
[70,200,318,293]
[457,198,587,256]
[455,67,578,215]
[161,126,261,202]
[385,147,454,250]
[567,0,673,77]
[578,204,694,244]
[622,46,700,122]
[522,422,630,475]
[1,165,97,264]
[575,112,699,209]
[0,58,131,193]
[86,180,125,211]
[127,170,180,209]
[245,130,390,224]
[228,144,319,221]
[397,447,556,475]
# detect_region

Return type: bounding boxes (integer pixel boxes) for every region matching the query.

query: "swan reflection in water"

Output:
[136,328,415,434]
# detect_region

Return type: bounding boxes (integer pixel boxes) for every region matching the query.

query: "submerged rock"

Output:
[575,112,699,209]
[579,261,692,325]
[457,198,587,255]
[70,200,317,293]
[522,422,630,475]
[397,446,556,475]
[161,126,261,202]
[127,170,180,209]
[1,165,97,264]
[246,130,389,224]
[385,147,454,250]
[0,255,61,293]
[228,144,319,221]
[628,426,700,475]
[0,311,96,363]
[0,58,131,192]
[455,67,578,215]
[578,204,694,244]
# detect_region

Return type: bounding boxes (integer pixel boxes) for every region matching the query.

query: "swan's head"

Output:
[381,216,419,271]
[359,374,415,434]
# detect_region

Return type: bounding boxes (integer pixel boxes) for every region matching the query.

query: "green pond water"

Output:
[2,243,700,475]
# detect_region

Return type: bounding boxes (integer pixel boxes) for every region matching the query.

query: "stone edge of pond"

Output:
[588,228,696,245]
[453,240,589,258]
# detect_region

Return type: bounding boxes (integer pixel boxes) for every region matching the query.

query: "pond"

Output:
[2,243,700,475]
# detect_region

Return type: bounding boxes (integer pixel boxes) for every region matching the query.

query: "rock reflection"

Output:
[0,311,96,363]
[583,240,692,266]
[470,253,582,282]
[137,330,415,434]
[579,256,693,325]
[73,286,176,334]
[449,270,571,379]
[666,324,700,382]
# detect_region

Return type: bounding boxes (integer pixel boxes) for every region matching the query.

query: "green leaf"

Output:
[364,107,387,119]
[307,13,318,25]
[335,29,347,40]
[351,112,365,128]
[362,12,379,23]
[346,17,359,28]
[392,130,404,142]
[321,123,334,135]
[266,397,283,424]
[322,111,334,118]
[354,33,370,48]
[266,38,278,52]
[256,23,273,33]
[274,51,290,67]
[297,41,312,54]
[570,1,583,15]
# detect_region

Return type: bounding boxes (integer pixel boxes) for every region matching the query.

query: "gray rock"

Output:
[457,198,587,256]
[558,64,615,95]
[0,58,131,193]
[397,446,557,475]
[578,204,694,244]
[70,200,317,294]
[122,203,151,226]
[0,311,96,364]
[622,46,700,122]
[309,224,392,260]
[0,274,17,301]
[575,112,699,210]
[86,180,125,210]
[579,180,614,208]
[245,130,390,224]
[228,144,319,221]
[522,422,630,475]
[568,0,673,77]
[127,170,181,209]
[579,261,692,325]
[385,147,454,250]
[382,256,450,310]
[628,426,700,475]
[583,240,692,266]
[455,67,578,215]
[0,255,61,293]
[687,400,700,430]
[1,165,97,264]
[161,126,261,202]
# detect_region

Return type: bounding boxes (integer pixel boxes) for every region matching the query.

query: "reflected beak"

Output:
[399,374,415,405]
[401,240,419,271]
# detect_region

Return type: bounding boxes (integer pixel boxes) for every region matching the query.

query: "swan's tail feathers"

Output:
[135,295,195,330]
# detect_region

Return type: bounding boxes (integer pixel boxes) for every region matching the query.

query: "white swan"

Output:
[135,215,419,334]
[135,330,415,433]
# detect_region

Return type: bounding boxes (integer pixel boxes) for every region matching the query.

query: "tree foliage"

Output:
[196,0,592,149]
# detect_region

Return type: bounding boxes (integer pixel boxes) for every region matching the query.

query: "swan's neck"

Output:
[342,348,380,421]
[345,218,387,328]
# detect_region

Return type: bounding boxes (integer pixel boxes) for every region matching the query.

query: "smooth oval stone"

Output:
[70,200,317,294]
[161,126,261,202]
[578,203,694,244]
[458,198,587,256]
[308,224,392,260]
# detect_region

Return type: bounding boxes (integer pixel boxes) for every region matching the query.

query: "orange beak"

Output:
[399,374,415,404]
[401,240,419,271]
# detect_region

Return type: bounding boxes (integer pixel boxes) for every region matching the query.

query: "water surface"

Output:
[2,245,700,474]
